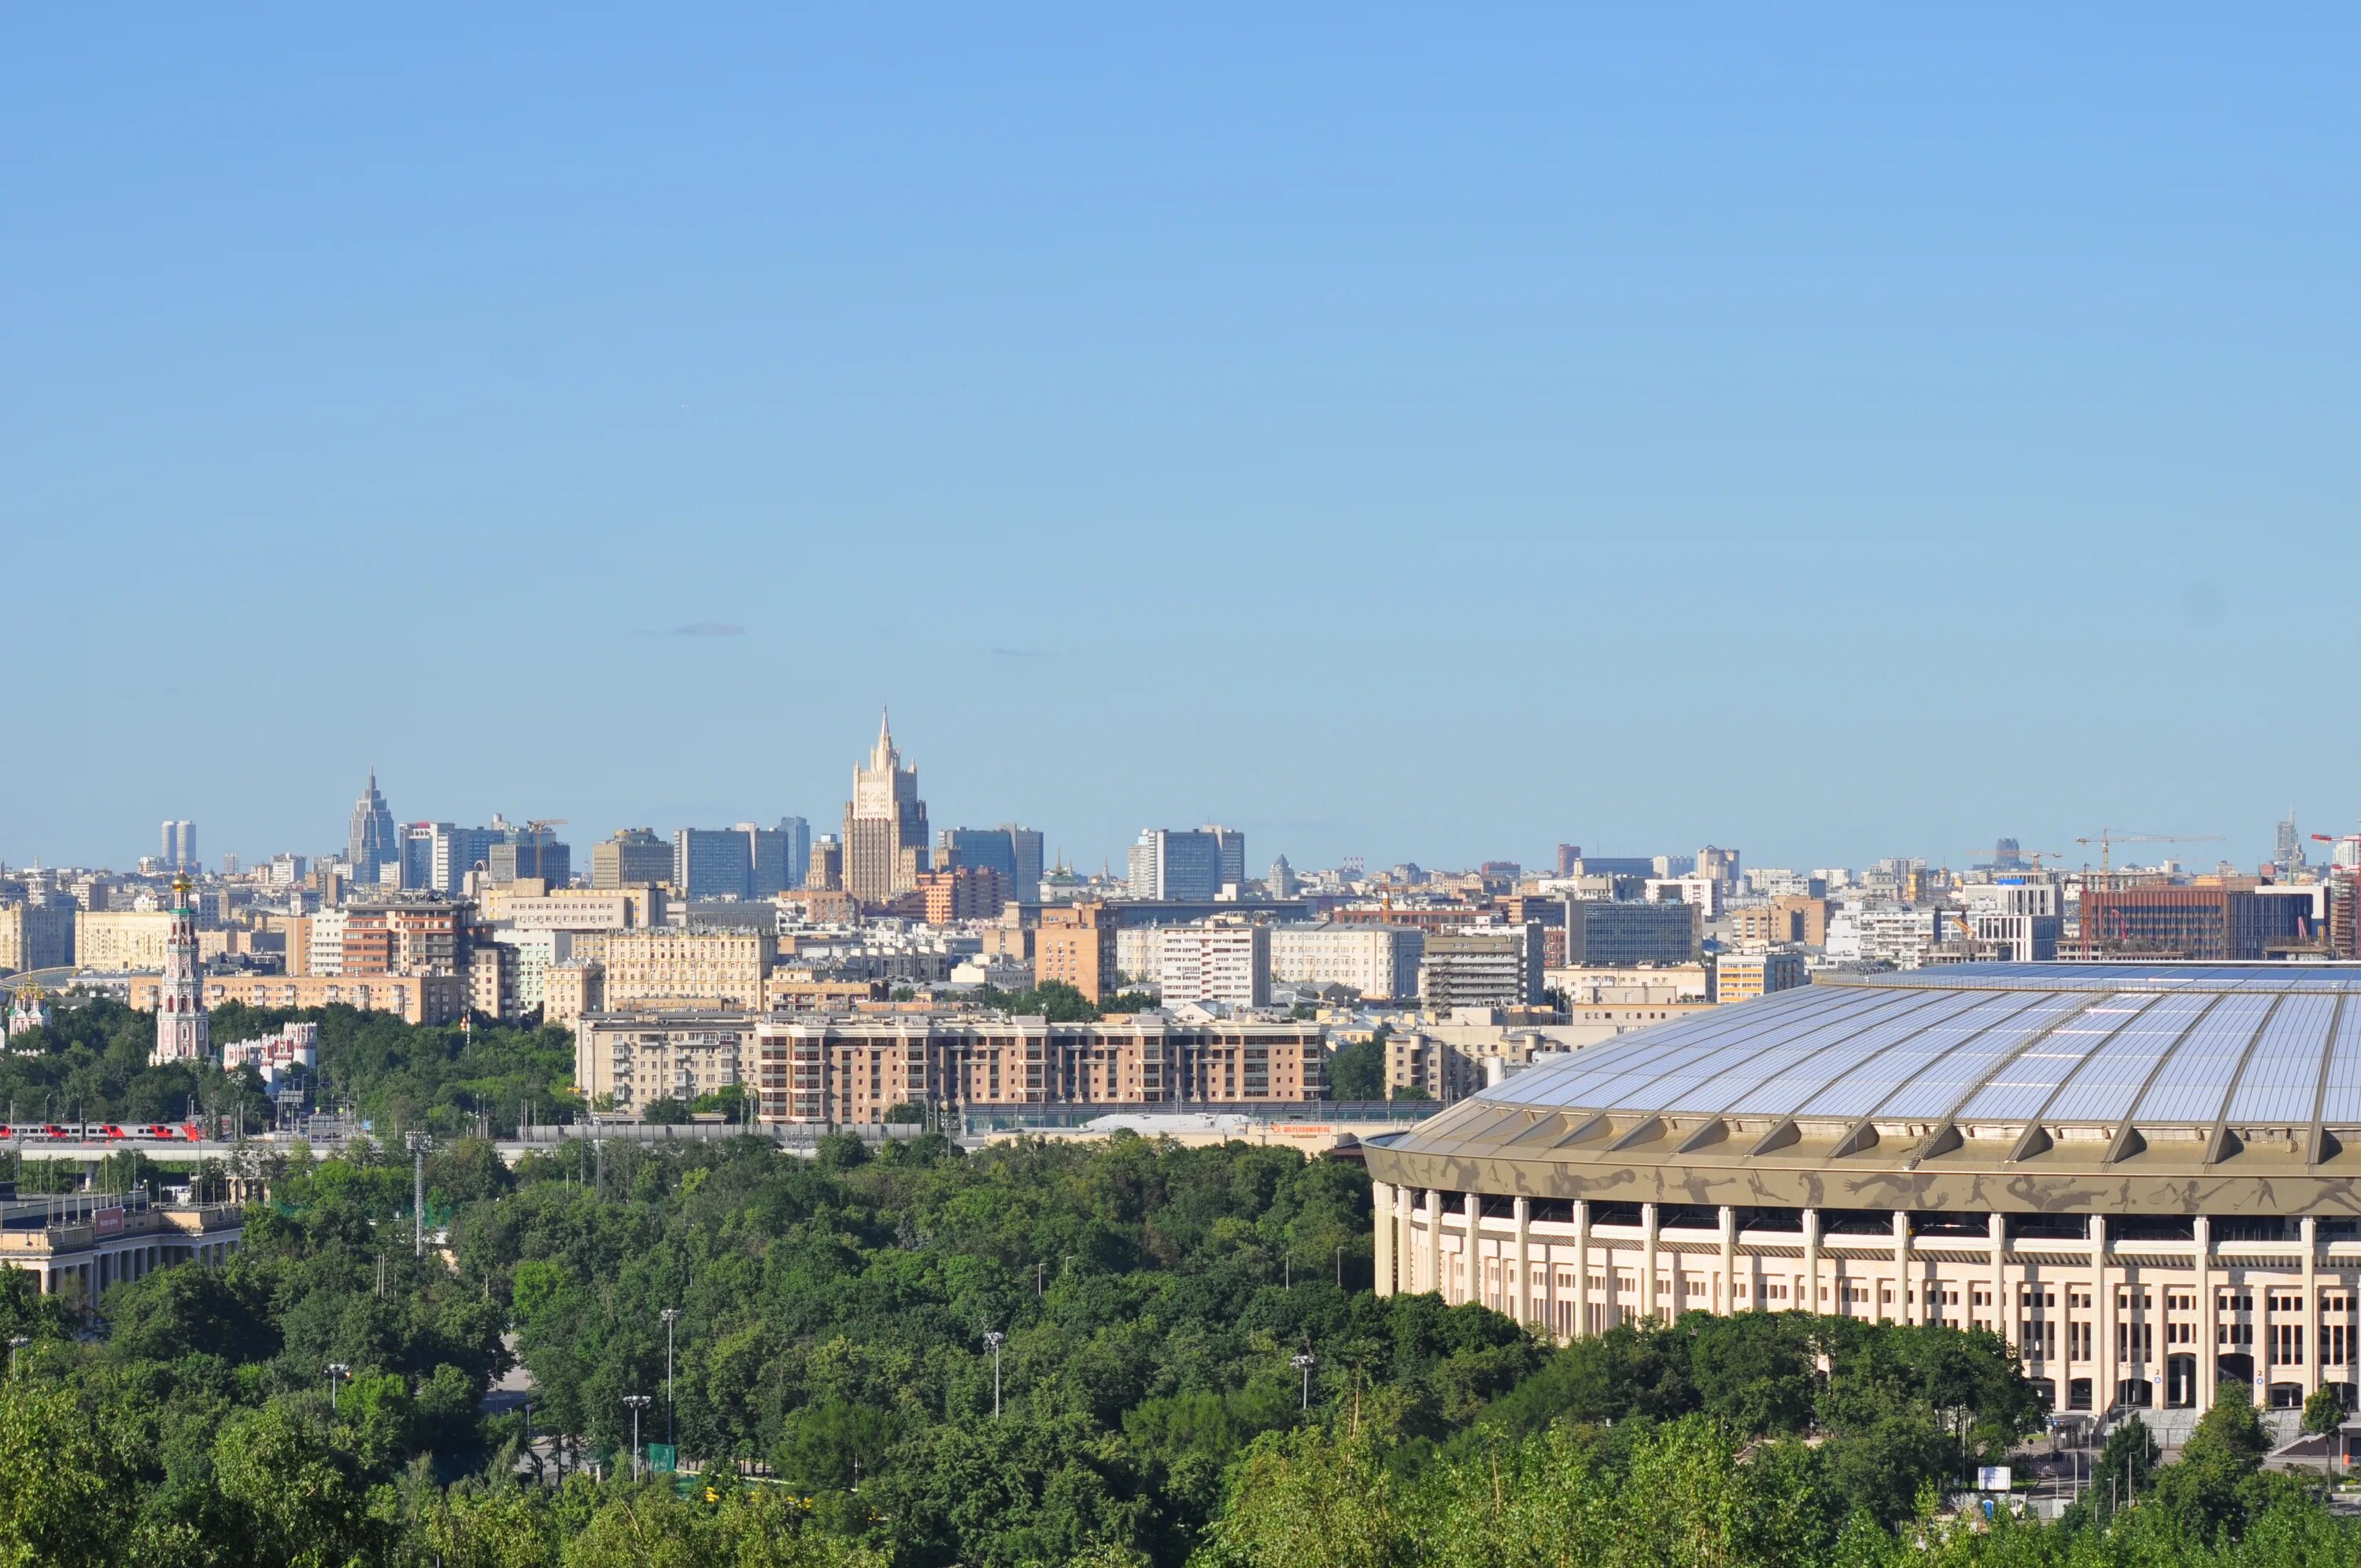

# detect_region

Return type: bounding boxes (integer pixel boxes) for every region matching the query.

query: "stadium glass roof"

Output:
[1485,965,2361,1133]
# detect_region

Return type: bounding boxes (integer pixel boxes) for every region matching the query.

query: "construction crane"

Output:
[2075,830,2223,893]
[523,819,568,835]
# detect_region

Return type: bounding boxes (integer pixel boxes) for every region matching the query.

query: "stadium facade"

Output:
[1364,963,2361,1415]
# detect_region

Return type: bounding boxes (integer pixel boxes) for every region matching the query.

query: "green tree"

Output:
[0,1382,142,1568]
[1325,1028,1387,1102]
[2304,1383,2346,1437]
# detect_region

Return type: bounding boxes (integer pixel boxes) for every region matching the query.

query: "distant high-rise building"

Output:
[398,825,439,891]
[1555,844,1582,878]
[1129,828,1223,902]
[940,828,1019,883]
[398,822,504,895]
[1002,825,1045,900]
[1990,837,2026,871]
[738,822,796,898]
[1563,899,1702,966]
[488,823,570,886]
[160,819,197,873]
[593,828,674,889]
[1204,825,1247,891]
[2277,813,2304,878]
[674,828,752,901]
[347,771,399,884]
[777,817,812,891]
[150,876,209,1065]
[807,835,844,892]
[1268,854,1299,898]
[844,710,929,906]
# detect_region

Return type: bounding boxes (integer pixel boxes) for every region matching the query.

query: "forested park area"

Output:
[0,1116,2355,1565]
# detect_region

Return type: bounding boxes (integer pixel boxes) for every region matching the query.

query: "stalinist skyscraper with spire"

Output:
[151,875,210,1064]
[844,709,929,907]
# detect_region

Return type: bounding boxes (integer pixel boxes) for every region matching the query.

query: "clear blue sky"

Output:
[6,7,2358,876]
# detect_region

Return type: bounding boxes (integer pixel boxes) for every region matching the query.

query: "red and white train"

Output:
[0,1123,207,1142]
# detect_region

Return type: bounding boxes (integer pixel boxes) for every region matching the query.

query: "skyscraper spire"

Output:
[872,707,896,769]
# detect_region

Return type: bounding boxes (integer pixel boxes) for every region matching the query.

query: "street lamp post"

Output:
[406,1133,434,1259]
[6,1336,28,1380]
[623,1395,653,1481]
[984,1331,1006,1419]
[660,1307,680,1450]
[1336,1245,1343,1288]
[1292,1352,1317,1411]
[325,1362,350,1413]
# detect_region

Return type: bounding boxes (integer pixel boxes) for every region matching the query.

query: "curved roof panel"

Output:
[1479,964,2361,1136]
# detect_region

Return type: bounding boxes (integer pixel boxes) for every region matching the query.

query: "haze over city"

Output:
[9,9,2361,871]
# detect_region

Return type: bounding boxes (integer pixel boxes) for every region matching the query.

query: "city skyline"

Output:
[3,732,2341,887]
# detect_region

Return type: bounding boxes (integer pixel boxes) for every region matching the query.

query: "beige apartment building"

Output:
[1035,902,1119,1002]
[505,887,665,933]
[1710,950,1809,1003]
[756,1014,1327,1124]
[575,1012,752,1111]
[74,909,175,972]
[1546,962,1712,1004]
[1727,895,1831,950]
[1269,921,1424,1001]
[0,899,75,974]
[599,928,777,1011]
[764,972,889,1013]
[131,971,464,1024]
[544,961,605,1025]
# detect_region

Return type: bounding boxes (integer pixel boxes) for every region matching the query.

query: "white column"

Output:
[1393,1194,1409,1294]
[1373,1181,1396,1297]
[1513,1198,1532,1327]
[1803,1208,1822,1315]
[2257,1269,2273,1406]
[2197,1216,2217,1409]
[1573,1200,1591,1337]
[1641,1203,1660,1325]
[1990,1212,2008,1341]
[1718,1205,1738,1315]
[2093,1216,2113,1415]
[2304,1216,2321,1397]
[1421,1190,1441,1298]
[1462,1192,1481,1308]
[1893,1210,1912,1325]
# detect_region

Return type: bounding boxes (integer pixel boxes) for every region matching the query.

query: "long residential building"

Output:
[73,909,176,972]
[759,1013,1327,1124]
[130,970,465,1024]
[0,898,76,974]
[1420,927,1545,1009]
[572,1010,1326,1121]
[597,928,777,1011]
[1269,921,1424,1001]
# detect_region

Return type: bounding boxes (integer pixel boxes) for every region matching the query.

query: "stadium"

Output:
[1363,962,2361,1419]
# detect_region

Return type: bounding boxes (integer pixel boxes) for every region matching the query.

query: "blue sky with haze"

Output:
[6,7,2359,875]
